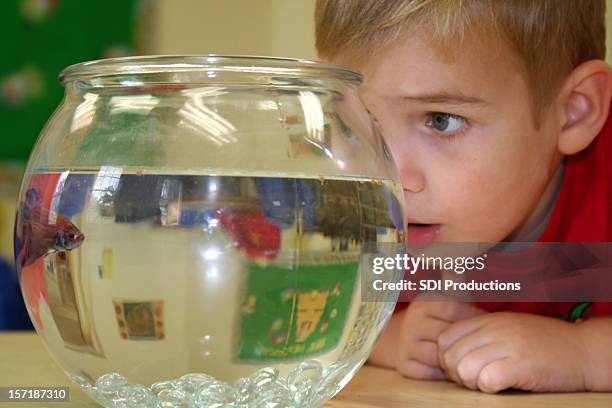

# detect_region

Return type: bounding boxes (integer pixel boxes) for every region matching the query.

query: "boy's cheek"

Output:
[436,184,522,242]
[398,128,552,243]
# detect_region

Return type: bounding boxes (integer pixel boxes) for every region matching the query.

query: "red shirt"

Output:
[396,108,612,321]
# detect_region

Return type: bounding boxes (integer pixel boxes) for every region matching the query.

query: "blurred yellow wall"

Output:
[154,0,612,65]
[153,0,317,59]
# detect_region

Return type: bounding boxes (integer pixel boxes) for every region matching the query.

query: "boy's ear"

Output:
[557,60,612,155]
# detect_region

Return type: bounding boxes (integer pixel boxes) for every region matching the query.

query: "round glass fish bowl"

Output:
[15,56,405,408]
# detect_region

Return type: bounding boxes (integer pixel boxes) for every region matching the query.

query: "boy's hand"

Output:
[438,312,588,393]
[392,298,486,380]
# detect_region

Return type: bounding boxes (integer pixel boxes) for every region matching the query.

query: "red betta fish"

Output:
[217,209,280,260]
[15,188,85,270]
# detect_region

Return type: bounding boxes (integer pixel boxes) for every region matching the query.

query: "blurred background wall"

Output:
[154,0,316,58]
[0,0,611,329]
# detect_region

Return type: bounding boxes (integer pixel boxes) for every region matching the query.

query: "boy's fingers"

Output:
[426,301,487,323]
[438,329,491,384]
[396,359,447,381]
[437,314,490,351]
[411,316,449,342]
[477,358,516,393]
[448,345,506,390]
[411,340,442,368]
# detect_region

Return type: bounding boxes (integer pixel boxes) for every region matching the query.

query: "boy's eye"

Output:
[425,112,467,134]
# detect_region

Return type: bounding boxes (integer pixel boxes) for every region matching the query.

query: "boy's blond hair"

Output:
[315,0,606,120]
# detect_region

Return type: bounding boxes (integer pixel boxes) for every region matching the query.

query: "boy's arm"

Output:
[578,317,612,391]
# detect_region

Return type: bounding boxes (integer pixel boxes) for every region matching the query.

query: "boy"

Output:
[315,0,612,393]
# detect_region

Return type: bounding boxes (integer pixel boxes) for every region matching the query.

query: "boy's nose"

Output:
[399,166,425,193]
[390,149,425,193]
[380,124,426,194]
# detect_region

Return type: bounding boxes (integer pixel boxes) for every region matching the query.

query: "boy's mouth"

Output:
[407,223,441,245]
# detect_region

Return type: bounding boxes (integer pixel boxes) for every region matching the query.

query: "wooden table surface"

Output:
[1,332,611,408]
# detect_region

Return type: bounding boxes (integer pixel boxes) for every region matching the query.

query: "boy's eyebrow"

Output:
[403,92,490,106]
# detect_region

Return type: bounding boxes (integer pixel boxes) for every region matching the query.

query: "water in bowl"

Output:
[17,168,403,408]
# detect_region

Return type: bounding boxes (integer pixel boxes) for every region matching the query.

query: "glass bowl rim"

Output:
[59,54,363,85]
